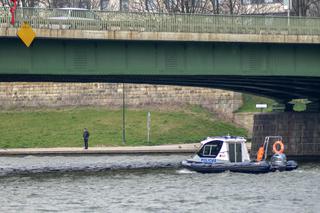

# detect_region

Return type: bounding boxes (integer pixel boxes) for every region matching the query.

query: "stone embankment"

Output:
[0,144,199,156]
[232,112,256,136]
[0,143,252,156]
[0,82,242,118]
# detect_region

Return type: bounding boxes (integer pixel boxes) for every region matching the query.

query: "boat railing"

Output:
[263,136,283,160]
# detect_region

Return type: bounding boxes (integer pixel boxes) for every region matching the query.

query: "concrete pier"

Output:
[0,143,200,156]
[0,143,252,156]
[251,113,320,160]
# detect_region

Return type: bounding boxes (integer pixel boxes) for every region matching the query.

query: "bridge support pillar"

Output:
[272,102,294,112]
[284,102,294,112]
[251,112,320,160]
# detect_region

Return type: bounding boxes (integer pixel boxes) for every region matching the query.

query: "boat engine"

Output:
[270,153,287,171]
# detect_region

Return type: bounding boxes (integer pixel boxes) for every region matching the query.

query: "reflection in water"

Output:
[0,155,319,212]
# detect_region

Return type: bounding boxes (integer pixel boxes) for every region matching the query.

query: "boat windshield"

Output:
[198,140,223,158]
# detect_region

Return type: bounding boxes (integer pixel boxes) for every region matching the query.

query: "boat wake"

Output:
[176,168,196,174]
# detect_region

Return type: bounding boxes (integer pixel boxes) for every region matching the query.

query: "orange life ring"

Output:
[273,141,284,154]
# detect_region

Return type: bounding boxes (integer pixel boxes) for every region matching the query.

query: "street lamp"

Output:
[284,0,291,26]
[122,83,126,144]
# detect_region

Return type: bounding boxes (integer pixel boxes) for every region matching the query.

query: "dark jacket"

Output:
[83,130,90,140]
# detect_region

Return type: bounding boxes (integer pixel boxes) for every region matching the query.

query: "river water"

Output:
[0,154,319,213]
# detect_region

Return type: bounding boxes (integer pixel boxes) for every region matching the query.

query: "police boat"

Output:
[181,136,298,174]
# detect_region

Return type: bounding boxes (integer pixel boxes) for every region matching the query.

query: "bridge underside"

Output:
[0,38,319,101]
[0,74,319,101]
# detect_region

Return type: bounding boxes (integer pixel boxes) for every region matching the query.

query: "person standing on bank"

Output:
[83,128,90,149]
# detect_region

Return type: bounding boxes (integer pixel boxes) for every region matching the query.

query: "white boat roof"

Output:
[200,136,246,145]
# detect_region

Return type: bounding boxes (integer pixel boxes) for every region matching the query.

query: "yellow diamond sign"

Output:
[17,22,36,47]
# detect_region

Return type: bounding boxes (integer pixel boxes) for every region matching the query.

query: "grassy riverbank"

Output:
[0,106,247,148]
[237,94,307,112]
[236,94,275,112]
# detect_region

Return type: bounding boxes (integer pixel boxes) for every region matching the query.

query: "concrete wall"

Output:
[0,82,242,117]
[232,112,256,136]
[251,112,320,159]
[2,28,320,44]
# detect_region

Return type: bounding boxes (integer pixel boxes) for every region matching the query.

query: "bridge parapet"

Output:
[1,8,320,43]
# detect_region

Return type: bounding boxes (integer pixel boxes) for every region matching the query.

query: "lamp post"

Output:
[147,112,151,143]
[284,0,291,26]
[287,0,290,26]
[122,83,126,145]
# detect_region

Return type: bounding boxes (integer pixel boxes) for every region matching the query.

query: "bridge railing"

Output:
[1,7,320,35]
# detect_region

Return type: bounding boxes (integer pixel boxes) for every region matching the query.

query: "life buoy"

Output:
[273,141,284,154]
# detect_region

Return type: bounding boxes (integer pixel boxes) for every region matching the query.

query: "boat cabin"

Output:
[195,136,250,164]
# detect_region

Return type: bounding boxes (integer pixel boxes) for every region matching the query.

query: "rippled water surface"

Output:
[0,155,319,212]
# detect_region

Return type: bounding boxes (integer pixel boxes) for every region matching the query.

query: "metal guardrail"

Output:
[1,7,320,35]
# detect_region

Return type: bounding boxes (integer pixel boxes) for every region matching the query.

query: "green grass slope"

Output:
[236,94,307,113]
[236,94,275,113]
[0,106,247,148]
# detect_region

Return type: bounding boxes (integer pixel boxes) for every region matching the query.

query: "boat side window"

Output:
[203,146,211,156]
[200,141,223,157]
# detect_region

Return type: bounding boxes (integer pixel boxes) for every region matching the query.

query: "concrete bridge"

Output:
[0,8,320,158]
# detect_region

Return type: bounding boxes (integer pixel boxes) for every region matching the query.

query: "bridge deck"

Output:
[1,8,320,43]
